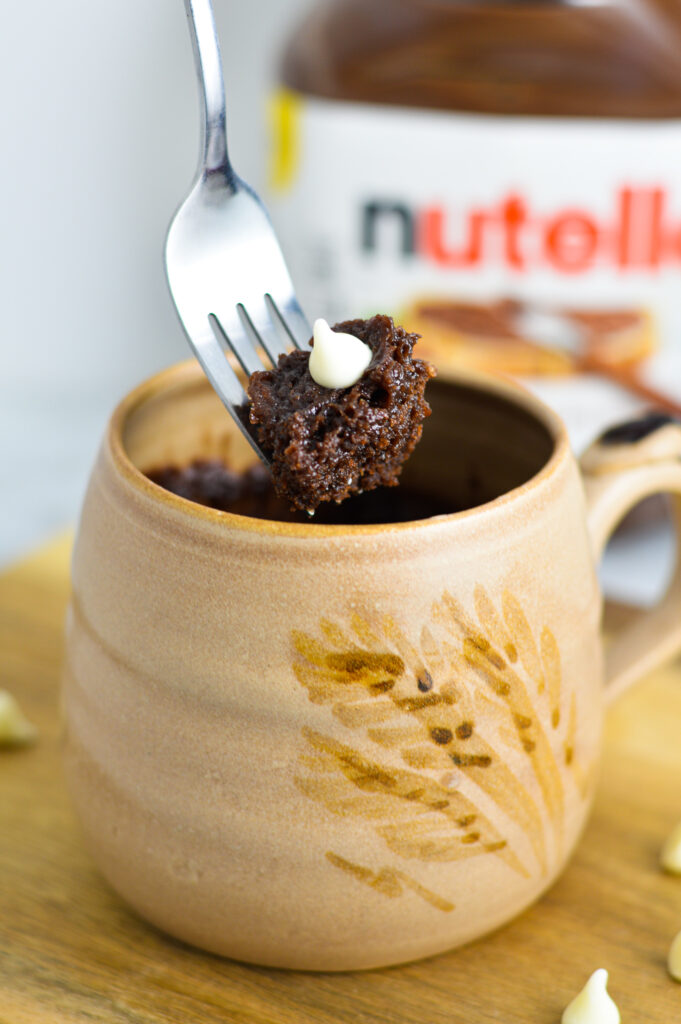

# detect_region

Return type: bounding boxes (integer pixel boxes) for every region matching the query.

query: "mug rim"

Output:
[108,359,571,537]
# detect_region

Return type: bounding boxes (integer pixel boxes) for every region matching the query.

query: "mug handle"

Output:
[580,412,681,706]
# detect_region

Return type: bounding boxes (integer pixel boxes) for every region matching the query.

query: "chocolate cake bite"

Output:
[246,314,436,513]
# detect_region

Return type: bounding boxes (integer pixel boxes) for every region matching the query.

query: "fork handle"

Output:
[184,0,231,179]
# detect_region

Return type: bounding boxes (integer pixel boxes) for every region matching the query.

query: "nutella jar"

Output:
[268,0,681,448]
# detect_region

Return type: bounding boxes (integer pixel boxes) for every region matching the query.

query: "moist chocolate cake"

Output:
[146,461,275,518]
[247,314,436,513]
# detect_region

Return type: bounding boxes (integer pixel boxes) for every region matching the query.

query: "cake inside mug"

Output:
[144,354,555,526]
[146,458,456,525]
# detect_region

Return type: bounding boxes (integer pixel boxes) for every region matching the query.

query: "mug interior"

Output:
[399,377,555,512]
[120,367,557,522]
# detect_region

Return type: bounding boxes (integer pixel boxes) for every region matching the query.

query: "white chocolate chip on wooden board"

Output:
[561,969,620,1024]
[0,689,37,747]
[661,821,681,874]
[668,929,681,981]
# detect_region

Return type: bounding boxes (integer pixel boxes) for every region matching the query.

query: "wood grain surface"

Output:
[2,535,681,1023]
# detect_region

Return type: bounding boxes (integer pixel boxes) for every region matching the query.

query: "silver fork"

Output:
[165,0,311,463]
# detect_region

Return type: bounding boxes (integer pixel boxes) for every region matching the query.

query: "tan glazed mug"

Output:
[63,360,681,971]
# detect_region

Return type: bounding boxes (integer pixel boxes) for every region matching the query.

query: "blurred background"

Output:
[0,0,315,567]
[0,0,675,607]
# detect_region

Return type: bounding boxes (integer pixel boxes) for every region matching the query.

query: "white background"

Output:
[0,0,316,566]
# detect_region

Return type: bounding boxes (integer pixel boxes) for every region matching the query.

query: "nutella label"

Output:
[382,187,674,275]
[268,91,681,450]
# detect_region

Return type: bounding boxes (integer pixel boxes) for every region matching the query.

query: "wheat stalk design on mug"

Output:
[292,586,592,913]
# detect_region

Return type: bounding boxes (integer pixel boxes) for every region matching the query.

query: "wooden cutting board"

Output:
[2,535,681,1024]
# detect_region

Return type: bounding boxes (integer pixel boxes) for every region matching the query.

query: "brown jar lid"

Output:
[282,0,681,118]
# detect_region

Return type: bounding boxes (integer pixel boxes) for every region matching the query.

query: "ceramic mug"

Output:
[63,360,681,971]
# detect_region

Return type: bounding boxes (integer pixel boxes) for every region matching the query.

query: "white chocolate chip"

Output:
[308,318,372,389]
[562,969,620,1024]
[0,689,37,747]
[661,821,681,873]
[669,929,681,981]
